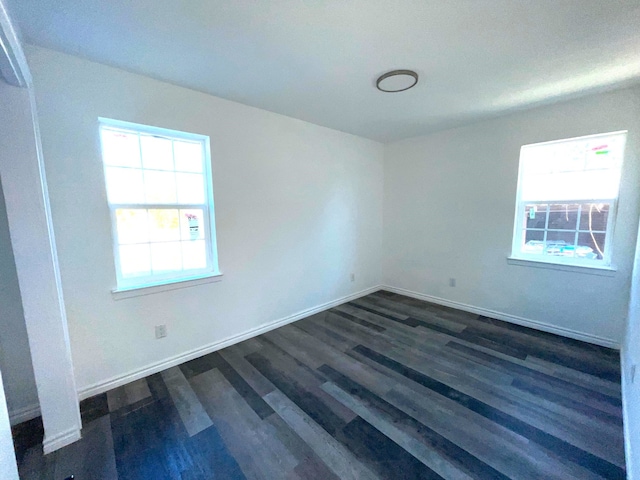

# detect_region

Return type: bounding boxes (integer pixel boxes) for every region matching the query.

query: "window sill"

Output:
[506,257,616,277]
[112,272,223,300]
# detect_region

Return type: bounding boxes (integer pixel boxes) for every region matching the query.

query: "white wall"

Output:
[25,45,384,396]
[383,87,640,346]
[0,180,39,421]
[623,217,640,479]
[0,77,81,452]
[0,369,19,480]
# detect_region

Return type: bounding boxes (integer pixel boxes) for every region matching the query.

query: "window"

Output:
[99,118,219,290]
[511,131,626,268]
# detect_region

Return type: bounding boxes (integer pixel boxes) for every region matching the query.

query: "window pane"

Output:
[101,129,141,168]
[151,242,182,273]
[119,244,151,277]
[579,203,609,231]
[519,132,626,201]
[180,209,205,241]
[174,141,203,173]
[105,167,144,203]
[578,232,606,260]
[524,204,547,229]
[176,173,205,204]
[116,209,149,244]
[546,231,576,256]
[148,209,180,242]
[182,240,206,270]
[524,230,544,242]
[548,204,579,230]
[140,135,173,171]
[144,170,177,203]
[522,233,544,255]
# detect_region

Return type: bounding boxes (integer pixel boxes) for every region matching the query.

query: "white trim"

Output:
[42,426,81,455]
[0,0,31,87]
[112,272,223,299]
[78,285,383,400]
[506,257,617,276]
[98,118,220,291]
[511,131,627,269]
[522,130,628,148]
[8,403,40,426]
[98,117,211,142]
[381,285,620,349]
[621,349,635,480]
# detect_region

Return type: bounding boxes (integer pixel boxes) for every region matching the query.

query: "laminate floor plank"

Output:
[245,350,351,437]
[284,322,400,397]
[524,355,622,396]
[191,369,298,480]
[325,314,522,394]
[444,341,623,415]
[14,290,625,479]
[263,389,378,480]
[372,292,620,381]
[386,384,606,480]
[294,316,359,352]
[379,344,623,447]
[161,366,214,437]
[252,337,358,425]
[320,376,482,480]
[336,302,453,350]
[110,389,191,479]
[351,297,467,333]
[345,346,607,478]
[264,413,340,480]
[218,348,277,397]
[52,416,118,480]
[352,344,625,478]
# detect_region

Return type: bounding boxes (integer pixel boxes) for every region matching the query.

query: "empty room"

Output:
[1,1,639,479]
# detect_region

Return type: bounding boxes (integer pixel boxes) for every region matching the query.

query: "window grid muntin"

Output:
[515,199,615,264]
[112,205,211,279]
[511,131,625,268]
[100,119,217,289]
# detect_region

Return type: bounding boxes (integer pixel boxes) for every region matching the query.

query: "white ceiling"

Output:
[8,0,640,142]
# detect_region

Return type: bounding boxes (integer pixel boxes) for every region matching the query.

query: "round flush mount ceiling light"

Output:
[376,69,418,93]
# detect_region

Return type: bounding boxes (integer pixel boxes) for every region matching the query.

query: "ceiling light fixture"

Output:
[376,70,418,93]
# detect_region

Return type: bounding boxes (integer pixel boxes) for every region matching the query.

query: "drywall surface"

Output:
[623,218,640,479]
[0,78,81,450]
[25,45,383,393]
[383,87,640,345]
[0,368,19,480]
[0,180,38,420]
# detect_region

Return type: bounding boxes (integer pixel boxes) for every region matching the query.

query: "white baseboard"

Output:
[78,285,383,400]
[381,285,620,349]
[42,426,81,454]
[9,403,40,426]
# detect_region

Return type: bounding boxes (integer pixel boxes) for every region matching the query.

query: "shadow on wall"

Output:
[0,178,39,422]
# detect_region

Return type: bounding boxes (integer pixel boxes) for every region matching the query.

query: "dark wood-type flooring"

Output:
[13,291,625,479]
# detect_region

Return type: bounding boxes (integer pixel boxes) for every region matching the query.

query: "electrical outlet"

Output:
[350,273,355,282]
[155,325,167,339]
[449,278,456,287]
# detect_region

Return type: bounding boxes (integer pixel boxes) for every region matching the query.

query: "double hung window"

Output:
[99,119,219,290]
[511,131,626,268]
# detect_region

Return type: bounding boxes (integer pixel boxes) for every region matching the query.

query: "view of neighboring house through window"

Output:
[511,131,626,268]
[99,118,219,290]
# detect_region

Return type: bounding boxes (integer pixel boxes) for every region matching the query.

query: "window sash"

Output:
[109,203,215,288]
[511,199,616,266]
[99,118,219,290]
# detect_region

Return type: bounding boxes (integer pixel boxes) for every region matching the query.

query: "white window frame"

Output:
[99,118,220,292]
[510,131,626,270]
